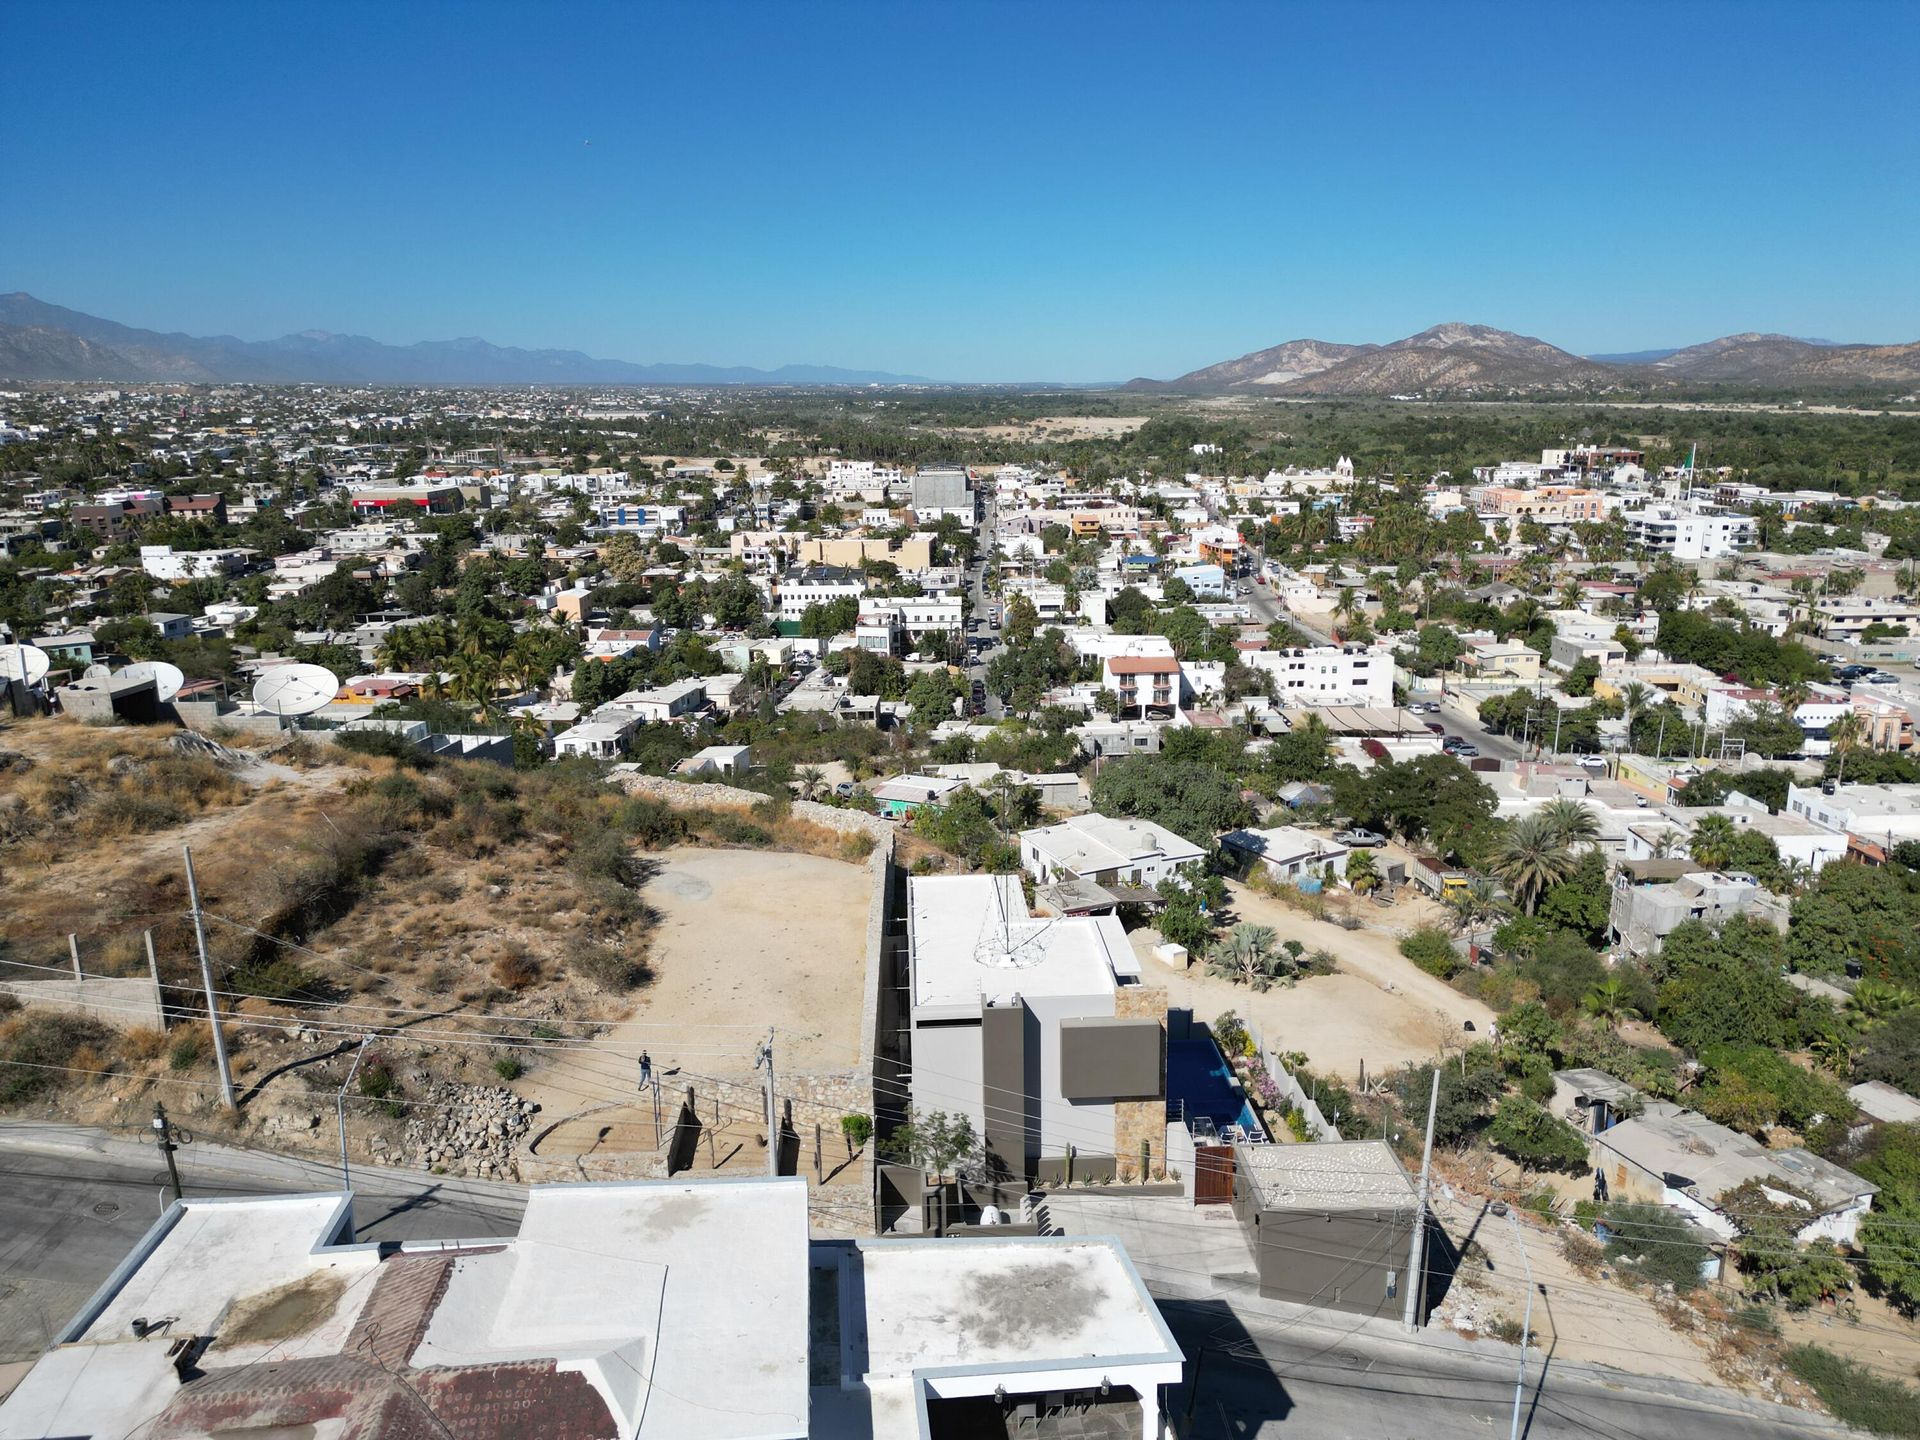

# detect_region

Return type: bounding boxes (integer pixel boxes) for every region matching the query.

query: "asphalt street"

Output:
[1158,1293,1839,1440]
[0,1125,526,1362]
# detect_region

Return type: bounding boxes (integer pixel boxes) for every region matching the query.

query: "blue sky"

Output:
[6,2,1917,381]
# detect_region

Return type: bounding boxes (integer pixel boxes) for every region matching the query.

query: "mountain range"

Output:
[1127,324,1920,396]
[5,293,1919,395]
[0,293,933,387]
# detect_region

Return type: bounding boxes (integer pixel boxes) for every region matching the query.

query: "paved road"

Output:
[0,1126,526,1362]
[1159,1295,1837,1440]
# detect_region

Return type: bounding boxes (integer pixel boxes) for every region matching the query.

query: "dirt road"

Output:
[1138,879,1494,1083]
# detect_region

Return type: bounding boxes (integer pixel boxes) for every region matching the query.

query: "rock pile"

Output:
[399,1081,537,1179]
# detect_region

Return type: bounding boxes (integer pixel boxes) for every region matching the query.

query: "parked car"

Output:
[1424,721,1445,735]
[1332,827,1386,847]
[1867,671,1900,685]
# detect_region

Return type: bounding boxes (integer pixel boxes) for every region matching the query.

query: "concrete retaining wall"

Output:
[0,974,165,1031]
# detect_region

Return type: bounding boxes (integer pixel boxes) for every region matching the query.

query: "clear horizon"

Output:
[7,1,1917,381]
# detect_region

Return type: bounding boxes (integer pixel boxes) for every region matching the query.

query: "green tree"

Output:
[1089,758,1252,846]
[1487,1095,1589,1172]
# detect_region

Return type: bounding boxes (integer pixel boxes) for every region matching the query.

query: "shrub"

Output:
[0,1013,117,1103]
[1784,1346,1920,1437]
[840,830,877,862]
[1599,1201,1713,1292]
[357,1057,395,1099]
[492,948,541,990]
[493,1055,525,1081]
[616,797,689,848]
[1399,926,1461,979]
[706,813,773,847]
[841,1113,873,1148]
[168,1032,203,1072]
[572,942,650,992]
[1487,1095,1589,1172]
[230,958,319,1001]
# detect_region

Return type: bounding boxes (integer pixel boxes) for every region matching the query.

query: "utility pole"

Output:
[182,846,236,1110]
[1401,1065,1441,1332]
[1505,1206,1536,1440]
[756,1029,777,1178]
[152,1102,183,1203]
[337,1035,372,1196]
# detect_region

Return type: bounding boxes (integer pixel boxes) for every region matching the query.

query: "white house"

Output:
[1219,825,1351,885]
[1243,643,1394,707]
[553,713,637,759]
[1020,813,1207,889]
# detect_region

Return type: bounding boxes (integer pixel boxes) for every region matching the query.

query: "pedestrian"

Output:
[638,1051,652,1090]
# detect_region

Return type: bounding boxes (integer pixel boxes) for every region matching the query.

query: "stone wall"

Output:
[1113,982,1170,1182]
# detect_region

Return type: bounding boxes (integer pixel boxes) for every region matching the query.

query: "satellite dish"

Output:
[83,663,112,681]
[0,644,50,686]
[253,663,340,718]
[120,660,186,703]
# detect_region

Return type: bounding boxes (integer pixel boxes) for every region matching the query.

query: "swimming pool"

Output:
[1166,1037,1264,1140]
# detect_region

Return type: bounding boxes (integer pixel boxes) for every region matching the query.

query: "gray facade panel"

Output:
[1058,1017,1163,1101]
[981,1000,1028,1178]
[1243,1205,1417,1320]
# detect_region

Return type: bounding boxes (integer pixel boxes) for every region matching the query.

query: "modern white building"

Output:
[1243,643,1395,707]
[774,566,865,623]
[1619,504,1755,560]
[1020,813,1207,888]
[1786,781,1920,856]
[905,874,1166,1186]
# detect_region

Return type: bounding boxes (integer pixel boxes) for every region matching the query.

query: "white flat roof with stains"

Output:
[414,1178,810,1440]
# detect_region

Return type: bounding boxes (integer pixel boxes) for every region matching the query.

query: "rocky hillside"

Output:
[1649,332,1920,387]
[1126,338,1375,392]
[1131,322,1920,396]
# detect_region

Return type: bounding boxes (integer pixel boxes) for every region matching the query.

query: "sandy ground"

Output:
[517,845,871,1156]
[1776,1286,1920,1383]
[931,417,1149,442]
[1137,880,1494,1084]
[1438,1195,1724,1387]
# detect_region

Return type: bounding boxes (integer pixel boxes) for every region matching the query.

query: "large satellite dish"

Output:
[253,663,340,718]
[0,644,50,686]
[120,660,186,703]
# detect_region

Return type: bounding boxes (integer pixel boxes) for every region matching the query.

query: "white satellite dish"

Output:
[253,663,340,718]
[83,662,112,681]
[120,660,186,703]
[0,644,51,686]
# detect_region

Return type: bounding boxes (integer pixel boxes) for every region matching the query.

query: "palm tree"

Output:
[1345,848,1380,895]
[794,766,827,802]
[1775,856,1814,896]
[1829,711,1865,784]
[1620,681,1653,732]
[1490,813,1577,916]
[1582,977,1632,1028]
[1687,813,1739,870]
[1808,1029,1858,1076]
[1538,797,1600,852]
[449,650,501,712]
[1446,875,1505,934]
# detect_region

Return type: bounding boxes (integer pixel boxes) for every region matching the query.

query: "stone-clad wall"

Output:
[1113,982,1171,1182]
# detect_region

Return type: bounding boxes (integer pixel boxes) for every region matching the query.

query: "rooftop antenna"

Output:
[252,663,340,729]
[118,660,186,703]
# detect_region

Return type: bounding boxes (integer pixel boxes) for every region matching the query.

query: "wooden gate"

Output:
[1194,1143,1235,1205]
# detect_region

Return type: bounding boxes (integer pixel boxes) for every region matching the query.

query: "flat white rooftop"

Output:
[850,1238,1174,1379]
[908,874,1137,1012]
[415,1179,809,1440]
[1023,813,1205,874]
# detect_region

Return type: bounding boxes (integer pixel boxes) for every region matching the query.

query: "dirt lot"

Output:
[516,843,871,1134]
[931,416,1149,443]
[1136,880,1494,1083]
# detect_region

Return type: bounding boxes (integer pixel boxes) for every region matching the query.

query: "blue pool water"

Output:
[1166,1038,1262,1137]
